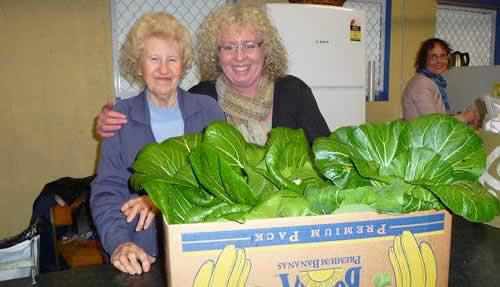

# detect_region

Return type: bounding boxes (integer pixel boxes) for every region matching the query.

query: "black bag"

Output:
[31,176,96,273]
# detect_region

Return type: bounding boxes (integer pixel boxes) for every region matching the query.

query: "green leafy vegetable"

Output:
[313,114,499,222]
[130,115,499,224]
[130,122,322,224]
[265,127,324,192]
[373,272,392,287]
[428,181,499,223]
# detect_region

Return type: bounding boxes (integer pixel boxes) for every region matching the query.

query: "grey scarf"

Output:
[216,76,274,145]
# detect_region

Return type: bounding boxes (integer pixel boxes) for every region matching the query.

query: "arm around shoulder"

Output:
[209,97,226,122]
[199,94,225,123]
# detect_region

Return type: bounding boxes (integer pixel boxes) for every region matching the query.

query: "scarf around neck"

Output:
[419,68,450,112]
[216,76,274,145]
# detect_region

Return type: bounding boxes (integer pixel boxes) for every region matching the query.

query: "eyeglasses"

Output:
[428,54,449,63]
[218,41,263,54]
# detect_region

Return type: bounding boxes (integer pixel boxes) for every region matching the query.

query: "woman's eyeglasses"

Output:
[218,41,263,54]
[428,54,449,63]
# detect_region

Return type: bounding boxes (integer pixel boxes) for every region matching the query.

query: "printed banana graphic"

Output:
[393,236,411,287]
[193,245,251,287]
[420,242,437,287]
[400,231,426,287]
[211,245,238,286]
[238,259,252,287]
[193,260,215,287]
[388,247,403,287]
[389,231,437,287]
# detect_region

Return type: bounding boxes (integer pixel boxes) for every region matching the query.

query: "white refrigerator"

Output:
[266,4,367,131]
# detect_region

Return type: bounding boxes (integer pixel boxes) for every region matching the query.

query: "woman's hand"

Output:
[111,242,156,275]
[121,196,158,231]
[457,109,481,129]
[96,101,128,138]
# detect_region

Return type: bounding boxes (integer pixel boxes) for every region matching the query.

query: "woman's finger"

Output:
[100,123,126,132]
[121,199,132,212]
[136,209,148,231]
[117,252,137,275]
[149,255,156,264]
[126,206,140,223]
[143,212,155,230]
[112,259,126,273]
[137,251,152,273]
[103,111,128,124]
[102,100,114,112]
[127,252,143,275]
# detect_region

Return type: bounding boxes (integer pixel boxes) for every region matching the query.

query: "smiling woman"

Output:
[96,3,330,145]
[139,38,183,107]
[190,3,330,145]
[402,37,480,127]
[90,11,225,276]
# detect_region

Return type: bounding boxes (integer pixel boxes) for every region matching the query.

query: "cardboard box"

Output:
[164,210,452,287]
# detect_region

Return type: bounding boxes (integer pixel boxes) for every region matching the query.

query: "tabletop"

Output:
[1,215,499,287]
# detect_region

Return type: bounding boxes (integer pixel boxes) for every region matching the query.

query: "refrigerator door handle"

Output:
[367,60,376,102]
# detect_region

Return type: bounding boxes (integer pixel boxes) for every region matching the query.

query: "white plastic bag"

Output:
[479,146,500,198]
[482,94,500,133]
[0,226,40,284]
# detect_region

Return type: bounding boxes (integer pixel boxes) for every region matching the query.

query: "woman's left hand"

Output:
[121,196,158,231]
[460,109,481,129]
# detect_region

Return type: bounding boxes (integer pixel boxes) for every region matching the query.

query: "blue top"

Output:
[147,93,184,142]
[90,88,225,257]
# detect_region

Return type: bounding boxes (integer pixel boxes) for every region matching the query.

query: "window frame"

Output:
[345,0,392,101]
[436,4,497,66]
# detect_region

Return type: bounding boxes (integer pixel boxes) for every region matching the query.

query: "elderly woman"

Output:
[402,37,479,126]
[96,3,329,145]
[90,12,224,275]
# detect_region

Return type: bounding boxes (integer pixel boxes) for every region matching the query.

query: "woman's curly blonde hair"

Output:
[196,3,288,82]
[120,12,193,88]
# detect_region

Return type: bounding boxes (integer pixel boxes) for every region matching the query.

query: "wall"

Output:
[446,65,500,112]
[0,0,113,237]
[366,0,436,122]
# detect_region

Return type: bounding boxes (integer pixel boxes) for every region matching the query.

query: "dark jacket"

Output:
[90,88,225,257]
[189,75,330,143]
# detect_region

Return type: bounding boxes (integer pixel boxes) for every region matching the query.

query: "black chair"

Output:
[31,176,106,272]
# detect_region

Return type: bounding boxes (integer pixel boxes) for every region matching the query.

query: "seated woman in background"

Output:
[95,3,330,145]
[402,37,479,127]
[90,12,224,275]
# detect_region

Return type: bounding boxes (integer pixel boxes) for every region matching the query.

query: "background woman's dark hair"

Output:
[414,38,452,72]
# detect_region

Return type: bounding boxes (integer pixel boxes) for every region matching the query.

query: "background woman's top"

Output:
[402,73,447,120]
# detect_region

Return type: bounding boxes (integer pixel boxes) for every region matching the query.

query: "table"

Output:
[2,215,499,287]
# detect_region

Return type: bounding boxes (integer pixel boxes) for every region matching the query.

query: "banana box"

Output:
[163,210,452,287]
